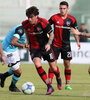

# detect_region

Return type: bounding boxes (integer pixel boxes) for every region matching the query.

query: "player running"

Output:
[22,6,62,95]
[48,1,81,90]
[0,24,28,92]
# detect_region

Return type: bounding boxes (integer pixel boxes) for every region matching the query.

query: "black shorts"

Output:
[30,48,55,62]
[52,45,72,60]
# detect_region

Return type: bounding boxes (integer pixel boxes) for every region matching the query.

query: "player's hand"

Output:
[1,55,6,65]
[77,42,81,50]
[88,67,90,74]
[25,43,30,49]
[70,28,80,35]
[23,44,29,50]
[45,43,50,52]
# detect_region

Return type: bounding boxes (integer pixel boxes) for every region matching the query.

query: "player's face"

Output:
[59,5,69,16]
[28,15,38,25]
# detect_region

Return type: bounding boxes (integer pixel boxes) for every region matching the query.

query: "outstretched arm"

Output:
[74,33,81,50]
[71,28,90,38]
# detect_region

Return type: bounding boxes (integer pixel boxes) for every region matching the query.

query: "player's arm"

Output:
[43,22,54,51]
[47,31,54,45]
[11,36,25,48]
[48,17,54,25]
[11,26,27,49]
[0,41,6,65]
[71,28,90,38]
[72,20,81,49]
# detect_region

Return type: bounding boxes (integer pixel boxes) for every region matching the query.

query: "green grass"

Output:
[0,64,90,100]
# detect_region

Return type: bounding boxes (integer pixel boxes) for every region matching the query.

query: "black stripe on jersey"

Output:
[43,24,52,34]
[15,26,24,37]
[48,18,54,25]
[39,18,48,26]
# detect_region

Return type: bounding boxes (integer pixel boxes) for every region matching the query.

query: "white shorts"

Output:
[4,50,20,71]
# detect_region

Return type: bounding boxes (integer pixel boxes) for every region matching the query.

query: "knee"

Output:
[14,68,22,76]
[49,62,57,72]
[64,60,70,69]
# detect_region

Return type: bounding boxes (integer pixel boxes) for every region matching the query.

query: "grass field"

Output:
[0,64,90,100]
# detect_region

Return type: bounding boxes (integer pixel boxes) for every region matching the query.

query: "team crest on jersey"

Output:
[37,27,40,31]
[66,21,70,26]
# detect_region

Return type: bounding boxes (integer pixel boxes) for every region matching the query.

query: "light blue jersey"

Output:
[2,24,26,52]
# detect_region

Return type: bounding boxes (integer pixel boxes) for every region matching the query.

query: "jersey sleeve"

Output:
[22,20,29,29]
[41,18,53,34]
[48,16,54,25]
[43,23,53,34]
[14,26,24,38]
[72,18,78,29]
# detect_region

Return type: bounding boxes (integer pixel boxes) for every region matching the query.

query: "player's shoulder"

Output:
[22,19,29,25]
[22,19,29,29]
[68,14,76,21]
[15,24,24,36]
[39,17,49,25]
[68,14,77,24]
[38,17,49,28]
[50,13,61,21]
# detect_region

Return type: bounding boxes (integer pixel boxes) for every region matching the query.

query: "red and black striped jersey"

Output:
[49,13,77,48]
[22,17,52,49]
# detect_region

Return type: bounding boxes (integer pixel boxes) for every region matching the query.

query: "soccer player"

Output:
[71,28,90,38]
[0,24,28,92]
[0,41,6,65]
[48,1,81,90]
[22,6,62,95]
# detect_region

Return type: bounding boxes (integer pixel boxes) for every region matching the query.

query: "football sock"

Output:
[36,66,50,85]
[11,74,20,86]
[2,68,14,79]
[65,69,71,84]
[48,68,54,84]
[53,66,60,78]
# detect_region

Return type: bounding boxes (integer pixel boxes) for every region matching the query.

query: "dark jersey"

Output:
[49,13,77,48]
[22,17,52,50]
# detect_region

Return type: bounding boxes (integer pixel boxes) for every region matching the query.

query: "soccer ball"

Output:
[22,82,35,94]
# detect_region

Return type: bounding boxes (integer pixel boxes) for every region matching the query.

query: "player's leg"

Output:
[49,62,63,90]
[9,67,21,92]
[48,46,60,85]
[44,48,62,92]
[31,49,54,95]
[64,60,72,90]
[0,68,14,88]
[61,47,72,90]
[0,51,14,88]
[33,57,54,95]
[8,50,21,92]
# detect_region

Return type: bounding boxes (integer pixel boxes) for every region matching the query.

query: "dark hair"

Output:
[26,6,39,17]
[81,23,85,25]
[60,1,69,7]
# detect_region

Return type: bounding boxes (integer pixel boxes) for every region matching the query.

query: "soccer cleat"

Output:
[0,73,6,88]
[46,85,54,95]
[56,78,63,90]
[65,84,72,90]
[9,85,21,92]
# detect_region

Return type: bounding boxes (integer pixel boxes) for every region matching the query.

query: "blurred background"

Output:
[0,0,90,64]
